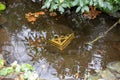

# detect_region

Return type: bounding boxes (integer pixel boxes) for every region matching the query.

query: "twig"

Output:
[86,19,120,45]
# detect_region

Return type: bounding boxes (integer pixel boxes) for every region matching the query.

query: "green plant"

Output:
[0,58,5,69]
[0,59,39,80]
[0,3,6,11]
[42,0,72,13]
[41,0,120,13]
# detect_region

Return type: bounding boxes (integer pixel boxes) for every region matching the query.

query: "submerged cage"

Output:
[48,33,74,50]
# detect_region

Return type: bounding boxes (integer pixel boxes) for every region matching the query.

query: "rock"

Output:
[109,12,120,18]
[100,69,117,80]
[106,61,120,79]
[87,61,120,80]
[0,54,3,59]
[107,61,120,73]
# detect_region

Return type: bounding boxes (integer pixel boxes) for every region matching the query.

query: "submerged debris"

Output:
[86,61,120,80]
[25,11,45,24]
[48,33,74,50]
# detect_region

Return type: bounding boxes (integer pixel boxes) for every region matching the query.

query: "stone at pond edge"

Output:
[100,69,117,80]
[107,61,120,73]
[0,54,3,59]
[87,61,120,80]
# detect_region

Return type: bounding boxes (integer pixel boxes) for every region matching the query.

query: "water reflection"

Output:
[88,53,102,70]
[1,23,116,80]
[0,27,10,52]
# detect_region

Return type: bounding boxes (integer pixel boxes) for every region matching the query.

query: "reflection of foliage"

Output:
[0,59,39,80]
[24,30,45,49]
[23,31,46,62]
[42,0,120,14]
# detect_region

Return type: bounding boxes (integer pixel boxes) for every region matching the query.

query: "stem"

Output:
[86,19,120,45]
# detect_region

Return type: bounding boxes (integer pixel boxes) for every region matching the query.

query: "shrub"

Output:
[41,0,120,13]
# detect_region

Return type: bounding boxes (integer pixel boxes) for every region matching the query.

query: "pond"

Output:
[0,0,120,80]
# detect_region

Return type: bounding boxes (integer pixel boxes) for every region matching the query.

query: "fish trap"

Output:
[48,33,74,50]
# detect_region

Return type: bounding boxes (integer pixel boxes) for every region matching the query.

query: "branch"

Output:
[86,18,120,45]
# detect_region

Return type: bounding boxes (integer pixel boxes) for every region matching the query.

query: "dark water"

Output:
[0,0,120,80]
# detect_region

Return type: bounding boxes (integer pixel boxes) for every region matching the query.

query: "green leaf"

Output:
[0,59,5,68]
[23,71,38,80]
[21,64,34,72]
[76,6,81,13]
[58,6,64,13]
[59,0,64,3]
[105,2,113,10]
[79,0,84,7]
[98,0,104,7]
[81,6,89,13]
[41,5,46,9]
[54,0,59,3]
[46,2,51,8]
[0,3,6,11]
[50,2,58,11]
[83,0,89,5]
[61,3,67,8]
[15,65,21,73]
[23,71,32,79]
[41,0,120,14]
[0,67,14,76]
[89,0,93,6]
[72,0,78,6]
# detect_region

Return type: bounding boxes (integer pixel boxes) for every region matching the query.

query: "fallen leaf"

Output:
[25,11,45,24]
[84,6,101,19]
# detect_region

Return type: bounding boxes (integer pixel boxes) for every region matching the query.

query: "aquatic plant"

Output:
[42,0,120,14]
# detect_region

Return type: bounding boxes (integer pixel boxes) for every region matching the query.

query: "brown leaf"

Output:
[84,6,101,19]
